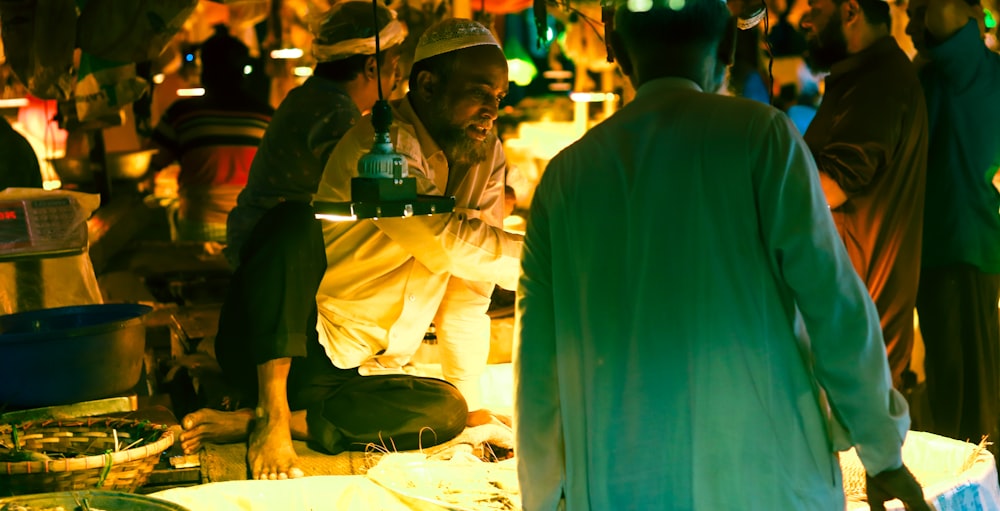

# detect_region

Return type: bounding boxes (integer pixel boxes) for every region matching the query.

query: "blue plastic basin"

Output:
[0,303,152,408]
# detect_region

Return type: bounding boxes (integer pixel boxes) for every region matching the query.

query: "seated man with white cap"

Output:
[180,18,522,481]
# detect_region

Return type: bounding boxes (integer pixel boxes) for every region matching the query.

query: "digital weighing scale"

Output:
[0,196,90,262]
[0,194,92,312]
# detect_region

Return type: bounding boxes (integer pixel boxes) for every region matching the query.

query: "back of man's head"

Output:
[200,24,250,91]
[613,0,731,56]
[852,0,892,28]
[311,1,406,82]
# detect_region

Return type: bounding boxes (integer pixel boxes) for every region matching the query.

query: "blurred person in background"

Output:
[0,108,42,189]
[907,0,1000,458]
[801,0,928,392]
[514,0,929,508]
[147,24,273,243]
[224,0,406,268]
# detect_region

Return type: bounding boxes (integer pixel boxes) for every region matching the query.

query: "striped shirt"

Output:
[151,94,273,226]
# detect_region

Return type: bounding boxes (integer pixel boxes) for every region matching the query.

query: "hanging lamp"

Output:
[313,0,455,221]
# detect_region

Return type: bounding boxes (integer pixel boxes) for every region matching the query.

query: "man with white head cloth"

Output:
[224,0,407,265]
[182,17,522,481]
[181,0,407,476]
[514,0,930,509]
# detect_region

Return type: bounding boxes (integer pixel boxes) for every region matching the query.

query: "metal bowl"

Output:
[50,148,158,183]
[0,303,152,407]
[0,490,190,511]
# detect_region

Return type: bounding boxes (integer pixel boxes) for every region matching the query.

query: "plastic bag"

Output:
[74,53,148,122]
[0,0,77,100]
[0,188,103,315]
[76,0,197,64]
[225,0,271,30]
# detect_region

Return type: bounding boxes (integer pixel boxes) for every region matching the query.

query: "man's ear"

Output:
[842,0,861,24]
[364,56,378,81]
[609,31,633,79]
[717,16,738,67]
[413,69,438,102]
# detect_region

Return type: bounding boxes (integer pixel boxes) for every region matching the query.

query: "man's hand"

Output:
[866,464,932,511]
[819,171,848,210]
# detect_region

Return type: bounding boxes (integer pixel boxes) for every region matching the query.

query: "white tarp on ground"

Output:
[845,430,1000,511]
[152,475,414,511]
[152,363,1000,511]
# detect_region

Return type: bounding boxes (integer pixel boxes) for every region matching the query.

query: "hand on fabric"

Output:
[866,464,932,511]
[467,409,512,428]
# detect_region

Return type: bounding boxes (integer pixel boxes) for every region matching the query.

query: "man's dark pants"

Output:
[215,201,467,454]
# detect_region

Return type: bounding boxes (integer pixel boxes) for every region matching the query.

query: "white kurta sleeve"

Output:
[316,114,523,290]
[433,277,492,411]
[754,111,909,475]
[514,160,566,511]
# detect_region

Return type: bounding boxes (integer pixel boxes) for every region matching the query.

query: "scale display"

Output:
[0,205,30,246]
[0,197,88,260]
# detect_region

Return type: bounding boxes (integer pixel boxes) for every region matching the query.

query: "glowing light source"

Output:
[0,98,29,108]
[570,92,618,103]
[505,37,537,87]
[628,0,653,11]
[270,48,304,59]
[294,66,314,77]
[243,65,253,75]
[508,60,537,87]
[315,211,358,222]
[152,73,165,84]
[543,70,573,79]
[177,88,206,97]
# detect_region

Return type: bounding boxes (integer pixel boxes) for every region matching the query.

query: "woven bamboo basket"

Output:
[0,417,175,496]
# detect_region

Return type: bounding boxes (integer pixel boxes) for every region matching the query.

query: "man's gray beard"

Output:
[430,99,490,170]
[441,131,489,170]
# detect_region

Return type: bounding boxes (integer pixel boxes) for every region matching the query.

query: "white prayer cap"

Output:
[412,18,500,64]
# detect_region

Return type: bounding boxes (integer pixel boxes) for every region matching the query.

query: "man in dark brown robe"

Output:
[801,0,928,389]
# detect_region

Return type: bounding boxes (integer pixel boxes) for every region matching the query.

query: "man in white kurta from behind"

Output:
[513,0,931,509]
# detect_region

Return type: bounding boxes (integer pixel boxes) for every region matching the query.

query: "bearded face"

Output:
[805,8,849,72]
[415,45,508,172]
[426,95,491,170]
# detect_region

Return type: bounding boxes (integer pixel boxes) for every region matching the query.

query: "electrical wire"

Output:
[762,4,775,105]
[372,0,384,102]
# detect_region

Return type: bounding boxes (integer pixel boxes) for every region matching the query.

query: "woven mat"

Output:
[198,423,514,483]
[200,441,371,482]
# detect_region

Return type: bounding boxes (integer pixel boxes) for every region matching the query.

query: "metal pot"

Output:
[0,303,152,408]
[50,148,158,183]
[0,490,190,511]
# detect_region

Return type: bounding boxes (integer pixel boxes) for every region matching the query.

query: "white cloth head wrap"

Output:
[311,3,407,63]
[412,18,500,64]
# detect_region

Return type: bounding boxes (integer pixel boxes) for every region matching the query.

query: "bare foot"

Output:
[248,413,305,480]
[180,408,254,454]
